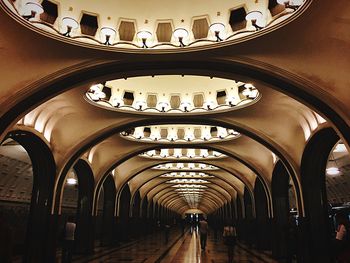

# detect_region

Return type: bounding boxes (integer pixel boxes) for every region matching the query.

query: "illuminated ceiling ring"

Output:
[4,0,307,52]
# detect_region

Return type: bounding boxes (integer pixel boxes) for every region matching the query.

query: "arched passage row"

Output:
[0,127,347,262]
[0,131,181,262]
[205,128,346,262]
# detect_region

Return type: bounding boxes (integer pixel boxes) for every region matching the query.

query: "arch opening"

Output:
[0,131,56,262]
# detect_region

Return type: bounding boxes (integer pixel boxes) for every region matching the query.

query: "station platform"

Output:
[71,228,277,263]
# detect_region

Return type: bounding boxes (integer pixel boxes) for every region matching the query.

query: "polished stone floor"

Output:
[74,228,277,263]
[162,230,277,263]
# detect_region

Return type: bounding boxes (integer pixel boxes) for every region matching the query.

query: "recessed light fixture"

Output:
[62,17,79,37]
[66,171,78,185]
[326,167,340,176]
[111,97,124,107]
[173,28,189,47]
[134,100,147,111]
[66,178,77,185]
[101,27,116,45]
[245,11,264,31]
[23,2,44,20]
[277,0,302,10]
[180,101,192,112]
[334,143,347,153]
[137,31,152,48]
[88,85,106,100]
[157,101,170,112]
[209,23,225,41]
[204,100,216,110]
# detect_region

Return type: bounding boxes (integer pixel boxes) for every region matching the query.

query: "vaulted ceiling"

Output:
[0,0,350,216]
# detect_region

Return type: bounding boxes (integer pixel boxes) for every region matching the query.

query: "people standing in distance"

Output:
[334,212,350,262]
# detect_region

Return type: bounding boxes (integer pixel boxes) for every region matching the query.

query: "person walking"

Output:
[223,220,237,263]
[164,223,170,244]
[199,218,209,250]
[180,218,185,235]
[62,216,76,263]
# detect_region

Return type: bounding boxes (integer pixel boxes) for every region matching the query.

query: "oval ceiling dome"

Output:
[85,75,260,115]
[4,0,307,52]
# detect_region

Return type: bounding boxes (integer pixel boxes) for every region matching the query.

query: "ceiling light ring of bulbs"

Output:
[18,15,299,49]
[121,131,240,144]
[160,172,213,178]
[111,102,237,113]
[85,79,260,113]
[30,21,256,48]
[106,13,298,49]
[85,91,261,115]
[166,178,210,184]
[140,150,227,160]
[11,0,302,52]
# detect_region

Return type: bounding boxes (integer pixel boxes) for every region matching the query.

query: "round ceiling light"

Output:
[100,27,117,45]
[326,167,340,176]
[24,2,44,17]
[61,17,79,36]
[209,23,225,41]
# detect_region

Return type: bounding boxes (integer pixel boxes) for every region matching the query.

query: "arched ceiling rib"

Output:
[1,0,349,147]
[165,197,218,214]
[136,172,238,201]
[2,0,350,216]
[167,196,219,214]
[152,179,232,207]
[152,187,224,213]
[125,164,247,210]
[150,182,230,206]
[12,77,326,214]
[103,147,256,193]
[18,84,317,175]
[152,185,226,211]
[126,165,245,197]
[162,191,227,211]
